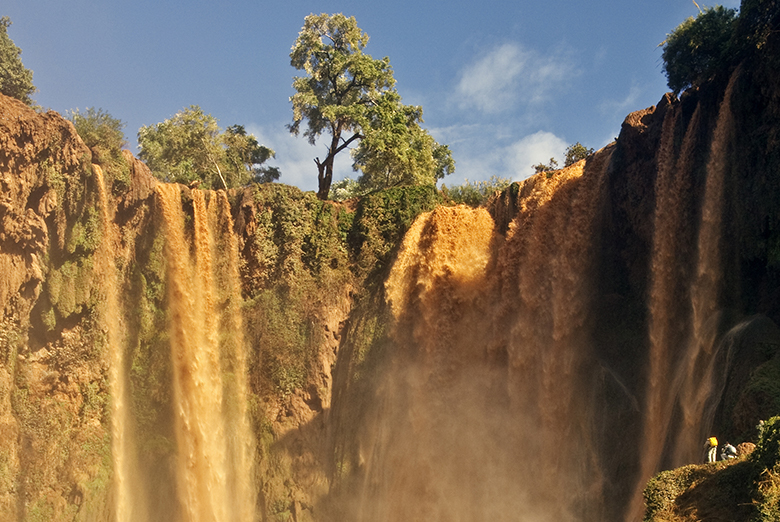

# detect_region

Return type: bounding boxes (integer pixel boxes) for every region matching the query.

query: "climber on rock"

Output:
[705,436,718,463]
[721,442,737,460]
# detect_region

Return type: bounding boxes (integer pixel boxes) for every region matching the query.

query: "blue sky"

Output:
[5,0,740,192]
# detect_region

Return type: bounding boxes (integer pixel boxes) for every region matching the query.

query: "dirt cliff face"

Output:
[0,95,110,520]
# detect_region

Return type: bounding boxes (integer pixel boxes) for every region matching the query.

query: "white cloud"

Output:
[453,43,576,114]
[599,82,643,119]
[505,131,568,179]
[435,125,568,188]
[454,43,527,114]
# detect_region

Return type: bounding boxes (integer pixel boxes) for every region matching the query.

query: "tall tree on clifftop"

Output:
[289,13,452,199]
[0,17,36,106]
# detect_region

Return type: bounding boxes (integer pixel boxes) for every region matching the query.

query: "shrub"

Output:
[564,142,594,166]
[441,176,512,207]
[68,107,131,193]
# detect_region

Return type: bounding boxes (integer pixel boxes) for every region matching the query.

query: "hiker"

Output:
[721,443,737,460]
[705,436,718,463]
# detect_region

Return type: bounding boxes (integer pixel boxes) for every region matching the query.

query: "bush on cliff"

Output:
[441,176,512,207]
[138,105,278,190]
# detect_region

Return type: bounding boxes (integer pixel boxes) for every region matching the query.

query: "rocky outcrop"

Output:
[0,96,88,319]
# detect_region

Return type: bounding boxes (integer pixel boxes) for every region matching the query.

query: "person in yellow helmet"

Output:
[705,436,718,462]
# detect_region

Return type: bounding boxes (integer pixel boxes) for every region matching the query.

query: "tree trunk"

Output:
[316,131,341,200]
[316,159,332,200]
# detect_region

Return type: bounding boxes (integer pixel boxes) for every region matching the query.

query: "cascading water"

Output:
[93,164,147,522]
[212,191,255,522]
[155,184,255,522]
[359,155,610,521]
[95,72,739,522]
[679,71,738,445]
[629,71,739,521]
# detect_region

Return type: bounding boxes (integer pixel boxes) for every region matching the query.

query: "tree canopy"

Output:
[0,17,36,106]
[661,6,739,95]
[289,13,453,199]
[138,106,278,190]
[351,91,454,192]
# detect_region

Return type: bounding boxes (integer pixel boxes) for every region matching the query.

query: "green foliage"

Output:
[289,13,451,199]
[643,460,757,521]
[349,185,443,278]
[46,258,95,320]
[250,288,311,396]
[68,107,131,193]
[351,91,455,191]
[661,6,739,94]
[248,184,351,290]
[532,157,559,174]
[242,185,357,399]
[748,417,780,521]
[752,416,780,471]
[289,13,394,199]
[223,124,280,183]
[530,142,593,176]
[735,0,780,53]
[0,17,36,105]
[643,464,713,520]
[441,175,512,207]
[67,107,126,159]
[564,142,594,166]
[138,105,277,189]
[736,357,780,437]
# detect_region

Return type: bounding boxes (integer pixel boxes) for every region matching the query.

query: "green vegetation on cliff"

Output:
[0,17,36,106]
[643,417,780,521]
[67,107,131,194]
[661,0,780,95]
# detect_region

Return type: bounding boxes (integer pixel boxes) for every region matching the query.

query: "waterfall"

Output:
[367,205,500,522]
[629,72,739,521]
[93,165,147,522]
[361,156,609,521]
[213,191,255,522]
[499,157,608,521]
[631,106,688,520]
[156,184,255,522]
[676,71,738,456]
